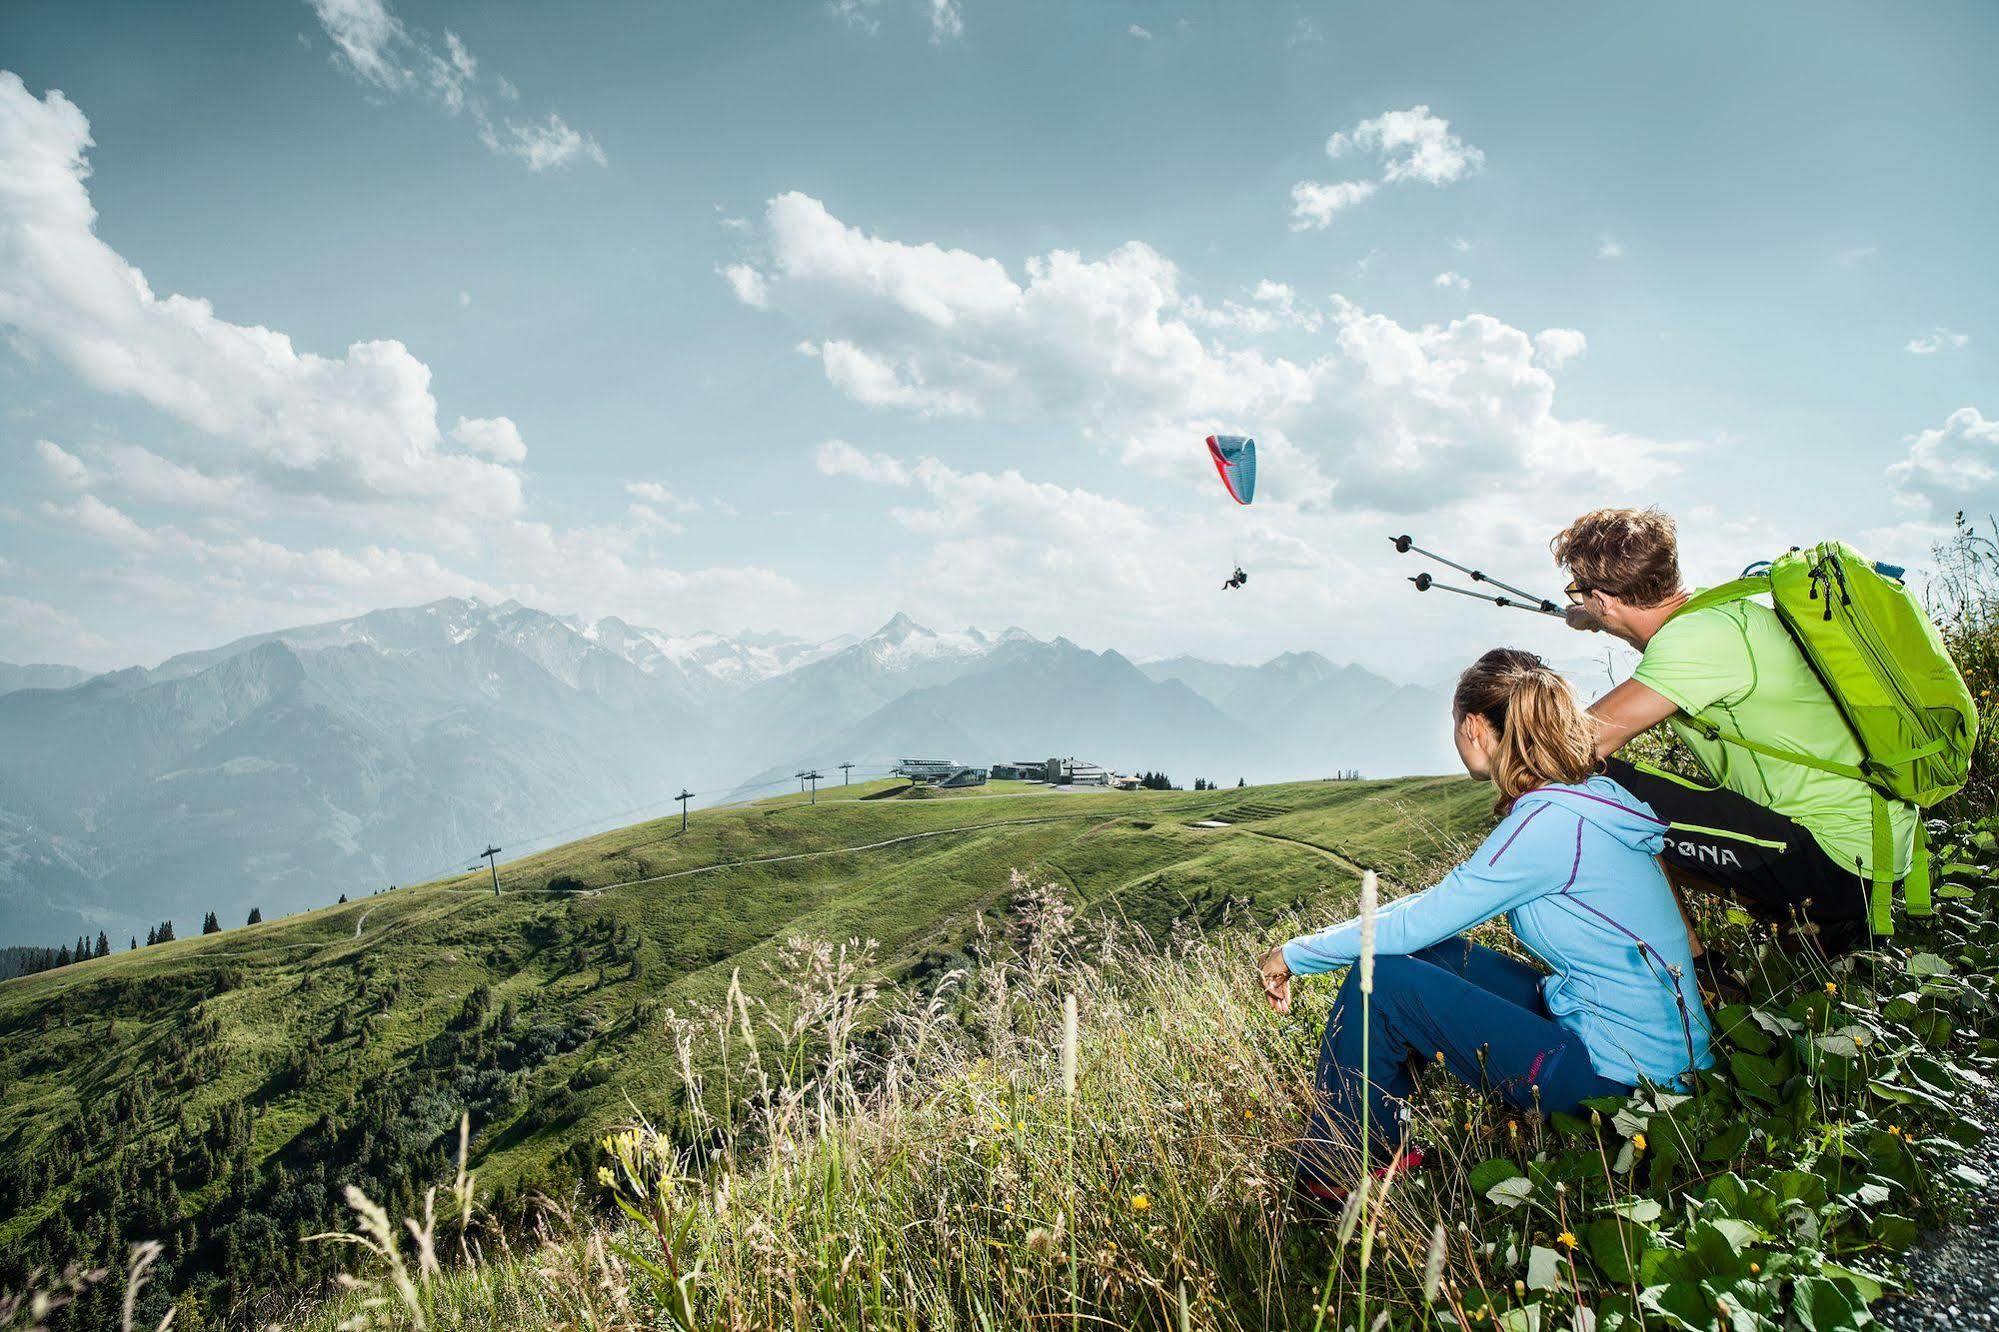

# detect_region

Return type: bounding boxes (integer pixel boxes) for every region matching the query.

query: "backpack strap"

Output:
[1673,575,1770,619]
[1868,792,1894,936]
[1904,816,1933,919]
[1663,576,1922,934]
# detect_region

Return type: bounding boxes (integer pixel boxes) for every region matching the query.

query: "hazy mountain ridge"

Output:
[0,662,90,696]
[0,600,1452,945]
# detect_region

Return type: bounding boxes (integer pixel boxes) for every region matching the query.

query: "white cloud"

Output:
[310,0,412,91]
[0,73,524,518]
[458,289,472,307]
[626,503,685,534]
[1837,245,1878,265]
[1597,236,1625,259]
[0,594,108,662]
[1887,407,1999,517]
[45,494,156,550]
[752,191,1020,327]
[307,0,604,170]
[450,415,529,463]
[1289,179,1380,229]
[929,0,964,42]
[478,112,607,172]
[1906,328,1969,355]
[1326,106,1484,186]
[1449,236,1472,253]
[92,443,256,512]
[735,194,1679,514]
[34,439,90,488]
[816,438,912,486]
[1292,105,1482,228]
[1127,23,1152,39]
[830,0,882,34]
[624,481,700,512]
[721,262,769,309]
[1432,270,1470,292]
[1534,328,1587,370]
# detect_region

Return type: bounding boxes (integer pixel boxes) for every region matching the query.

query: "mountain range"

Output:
[0,600,1456,944]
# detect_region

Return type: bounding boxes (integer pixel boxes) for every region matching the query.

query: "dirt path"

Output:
[1240,827,1407,889]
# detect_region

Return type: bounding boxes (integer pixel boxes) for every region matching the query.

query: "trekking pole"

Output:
[1407,572,1566,618]
[1391,535,1564,616]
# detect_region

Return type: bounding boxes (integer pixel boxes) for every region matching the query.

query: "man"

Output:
[1554,507,1913,954]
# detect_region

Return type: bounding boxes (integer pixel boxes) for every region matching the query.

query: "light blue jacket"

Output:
[1282,776,1714,1087]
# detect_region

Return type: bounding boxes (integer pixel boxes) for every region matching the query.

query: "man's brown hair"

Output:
[1551,507,1682,608]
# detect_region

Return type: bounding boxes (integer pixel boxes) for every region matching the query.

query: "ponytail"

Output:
[1452,648,1597,812]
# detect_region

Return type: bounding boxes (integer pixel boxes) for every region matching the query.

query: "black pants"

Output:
[1601,757,1872,954]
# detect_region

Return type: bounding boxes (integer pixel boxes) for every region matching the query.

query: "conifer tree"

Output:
[246,907,262,925]
[202,911,220,935]
[95,931,109,958]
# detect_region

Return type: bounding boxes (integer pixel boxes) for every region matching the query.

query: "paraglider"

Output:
[1206,434,1256,505]
[1206,434,1256,590]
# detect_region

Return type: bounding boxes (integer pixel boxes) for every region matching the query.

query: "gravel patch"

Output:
[1875,1095,1999,1332]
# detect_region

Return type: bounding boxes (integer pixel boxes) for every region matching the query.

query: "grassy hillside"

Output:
[0,773,1492,1328]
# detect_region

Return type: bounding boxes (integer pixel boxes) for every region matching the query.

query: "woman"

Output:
[1259,648,1712,1194]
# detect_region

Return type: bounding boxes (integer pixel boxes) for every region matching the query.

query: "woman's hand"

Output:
[1258,945,1292,1014]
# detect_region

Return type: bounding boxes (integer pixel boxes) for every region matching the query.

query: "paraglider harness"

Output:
[1223,567,1248,591]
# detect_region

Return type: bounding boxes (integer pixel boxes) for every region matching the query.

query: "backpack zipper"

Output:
[1815,550,1923,777]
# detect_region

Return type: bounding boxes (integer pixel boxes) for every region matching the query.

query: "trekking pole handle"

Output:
[1391,536,1562,614]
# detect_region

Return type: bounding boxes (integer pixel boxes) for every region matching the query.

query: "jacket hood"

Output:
[1517,776,1668,854]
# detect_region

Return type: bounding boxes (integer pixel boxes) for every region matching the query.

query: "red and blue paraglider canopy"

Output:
[1205,434,1256,506]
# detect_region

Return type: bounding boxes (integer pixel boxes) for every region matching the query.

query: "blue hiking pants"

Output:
[1300,935,1631,1183]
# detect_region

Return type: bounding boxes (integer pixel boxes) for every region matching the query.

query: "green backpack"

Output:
[1675,541,1977,935]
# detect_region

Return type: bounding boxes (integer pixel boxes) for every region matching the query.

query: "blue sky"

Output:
[1,0,1993,676]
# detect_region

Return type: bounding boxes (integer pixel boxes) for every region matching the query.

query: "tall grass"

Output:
[294,835,1630,1331]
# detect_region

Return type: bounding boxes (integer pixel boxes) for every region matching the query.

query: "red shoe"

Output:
[1297,1147,1428,1209]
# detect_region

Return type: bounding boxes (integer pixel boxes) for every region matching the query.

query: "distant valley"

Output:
[0,600,1456,945]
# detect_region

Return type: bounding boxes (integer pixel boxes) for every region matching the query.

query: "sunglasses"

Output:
[1564,580,1595,607]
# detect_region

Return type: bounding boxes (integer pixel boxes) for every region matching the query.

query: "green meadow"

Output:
[0,772,1491,1326]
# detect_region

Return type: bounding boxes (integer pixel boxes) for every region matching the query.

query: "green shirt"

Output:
[1631,595,1913,877]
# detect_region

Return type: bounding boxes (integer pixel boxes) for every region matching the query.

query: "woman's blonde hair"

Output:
[1453,648,1598,812]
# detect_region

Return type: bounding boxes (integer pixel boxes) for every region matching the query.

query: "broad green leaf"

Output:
[1701,1120,1752,1162]
[1639,1279,1715,1329]
[1608,1198,1663,1224]
[1870,1213,1918,1249]
[1487,1175,1534,1209]
[1792,1275,1869,1332]
[1469,1158,1525,1194]
[1526,1244,1563,1292]
[1586,1216,1645,1283]
[1905,952,1952,977]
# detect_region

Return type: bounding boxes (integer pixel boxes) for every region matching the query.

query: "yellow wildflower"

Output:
[1130,1193,1151,1213]
[1557,1231,1578,1250]
[1825,982,1838,995]
[1244,1108,1255,1121]
[1632,1132,1648,1151]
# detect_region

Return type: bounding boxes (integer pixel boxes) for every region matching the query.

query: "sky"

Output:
[0,0,1994,680]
